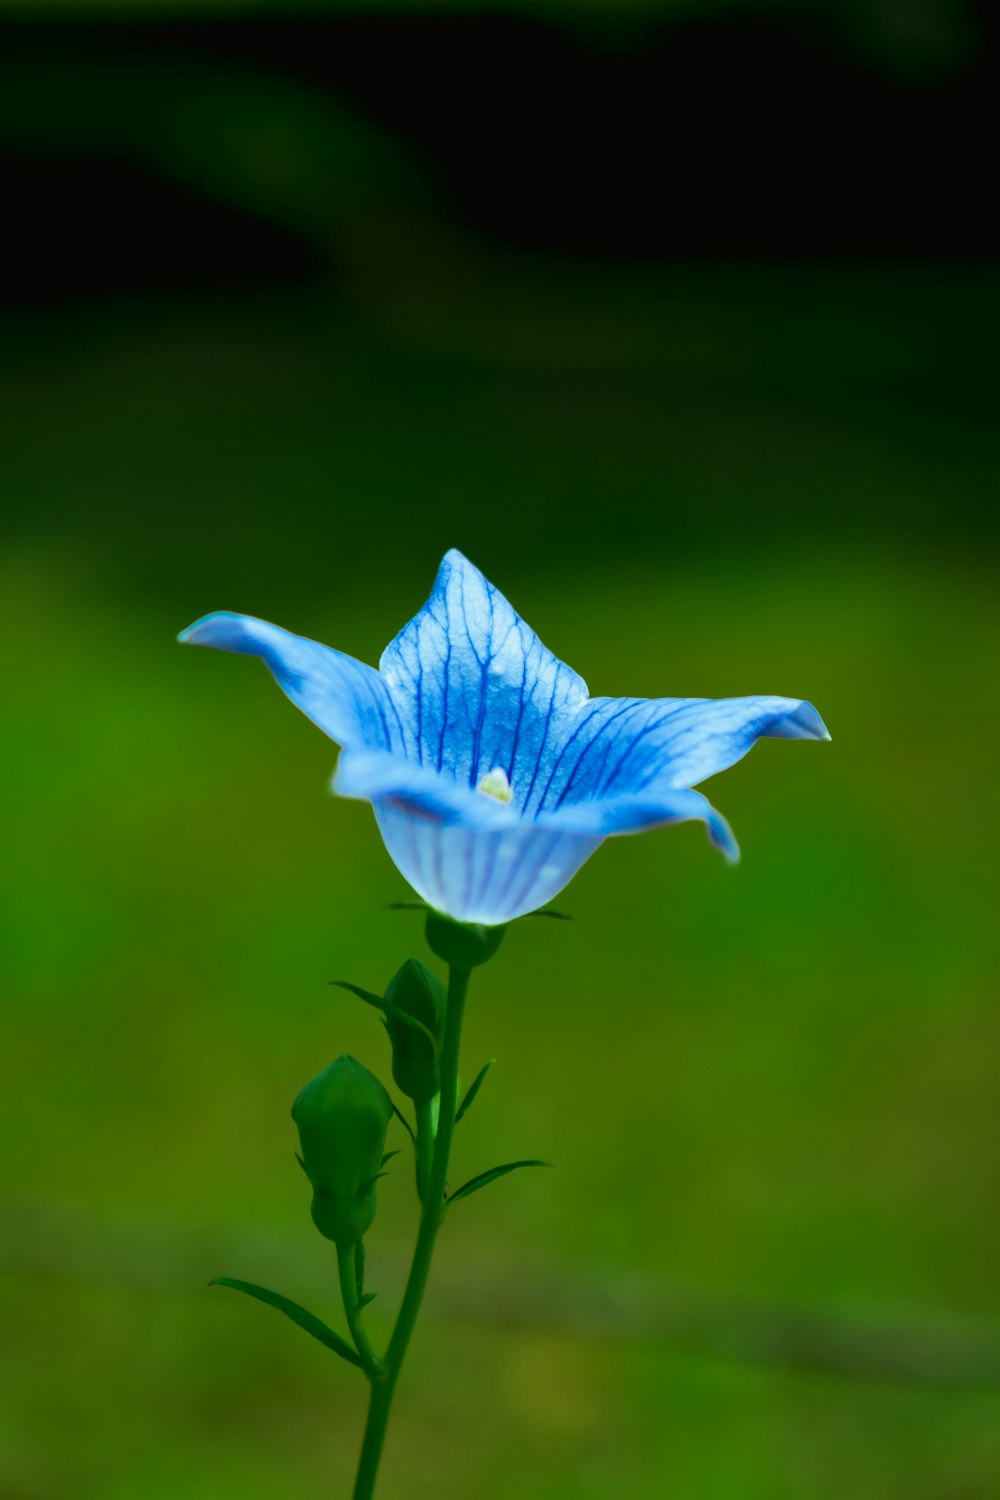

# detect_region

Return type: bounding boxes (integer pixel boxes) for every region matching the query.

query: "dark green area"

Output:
[2,7,999,1496]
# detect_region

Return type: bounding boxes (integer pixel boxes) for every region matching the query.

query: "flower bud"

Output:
[291,1055,392,1247]
[384,958,445,1105]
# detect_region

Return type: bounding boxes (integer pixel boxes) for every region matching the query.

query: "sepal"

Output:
[425,911,506,969]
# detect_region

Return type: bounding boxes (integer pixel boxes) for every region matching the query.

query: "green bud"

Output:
[291,1055,393,1247]
[425,911,506,969]
[384,958,445,1104]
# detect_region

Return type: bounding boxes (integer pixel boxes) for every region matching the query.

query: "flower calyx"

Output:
[425,911,507,970]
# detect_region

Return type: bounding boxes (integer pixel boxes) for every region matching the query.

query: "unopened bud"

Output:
[292,1055,392,1247]
[384,958,445,1104]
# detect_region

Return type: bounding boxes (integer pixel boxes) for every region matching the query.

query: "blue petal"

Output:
[539,786,739,862]
[179,611,404,751]
[372,802,603,925]
[333,748,516,830]
[379,550,588,797]
[335,748,738,919]
[527,694,830,813]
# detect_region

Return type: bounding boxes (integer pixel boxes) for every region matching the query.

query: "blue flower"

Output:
[180,550,829,925]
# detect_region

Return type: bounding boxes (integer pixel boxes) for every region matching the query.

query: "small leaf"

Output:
[330,980,387,1012]
[391,1101,416,1143]
[381,1149,401,1168]
[455,1060,494,1124]
[445,1160,551,1207]
[358,1292,377,1310]
[386,900,428,911]
[331,980,438,1051]
[210,1278,362,1369]
[294,1151,310,1179]
[528,908,573,921]
[381,1001,439,1051]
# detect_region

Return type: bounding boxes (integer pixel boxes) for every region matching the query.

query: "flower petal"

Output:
[379,550,588,798]
[333,748,516,830]
[538,786,739,862]
[178,611,404,751]
[530,694,830,812]
[372,802,603,925]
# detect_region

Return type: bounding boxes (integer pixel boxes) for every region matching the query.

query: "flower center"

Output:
[476,767,513,804]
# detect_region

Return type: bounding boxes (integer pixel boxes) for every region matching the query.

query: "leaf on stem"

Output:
[391,1101,417,1143]
[455,1060,494,1124]
[381,1002,439,1050]
[527,908,573,920]
[210,1278,362,1369]
[358,1292,377,1310]
[330,980,438,1051]
[329,980,387,1010]
[445,1160,551,1208]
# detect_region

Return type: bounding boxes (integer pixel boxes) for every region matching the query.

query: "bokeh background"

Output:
[3,1,999,1496]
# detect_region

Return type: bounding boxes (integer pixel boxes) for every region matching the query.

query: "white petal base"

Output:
[373,802,602,926]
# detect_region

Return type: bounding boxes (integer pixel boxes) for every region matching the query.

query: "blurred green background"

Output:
[2,1,999,1497]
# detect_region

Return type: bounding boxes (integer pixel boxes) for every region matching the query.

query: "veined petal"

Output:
[538,786,739,862]
[372,802,603,925]
[379,549,588,796]
[179,611,404,752]
[180,561,829,923]
[333,748,517,831]
[531,694,830,812]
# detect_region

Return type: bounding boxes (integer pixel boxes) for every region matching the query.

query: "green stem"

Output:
[350,964,470,1500]
[337,1241,382,1380]
[414,1098,435,1203]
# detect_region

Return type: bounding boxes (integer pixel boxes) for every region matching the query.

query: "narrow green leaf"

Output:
[210,1278,362,1369]
[455,1060,494,1124]
[331,981,438,1051]
[358,1292,377,1310]
[446,1160,551,1207]
[381,1000,439,1051]
[391,1101,416,1143]
[528,908,573,921]
[386,900,428,911]
[381,1149,401,1168]
[329,980,387,1012]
